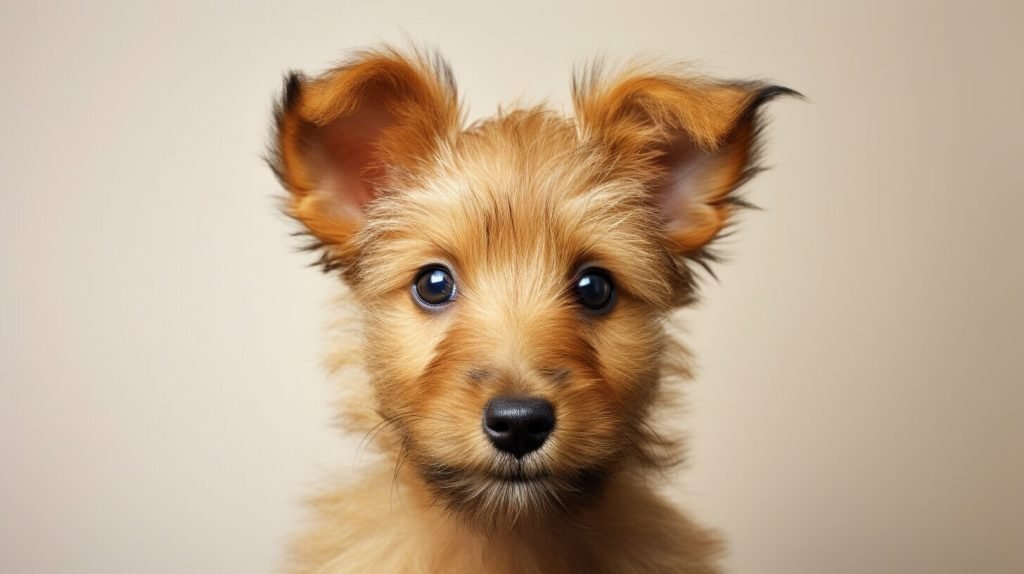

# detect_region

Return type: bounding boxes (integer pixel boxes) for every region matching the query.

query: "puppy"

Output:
[269,46,794,573]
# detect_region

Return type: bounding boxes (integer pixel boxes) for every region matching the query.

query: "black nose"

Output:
[482,396,555,459]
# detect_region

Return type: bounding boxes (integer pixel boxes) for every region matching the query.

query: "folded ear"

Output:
[574,67,797,255]
[270,48,461,263]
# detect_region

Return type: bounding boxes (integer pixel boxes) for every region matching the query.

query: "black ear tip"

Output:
[282,71,304,110]
[737,84,804,124]
[757,84,806,104]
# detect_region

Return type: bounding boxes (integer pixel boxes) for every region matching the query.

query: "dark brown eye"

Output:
[574,269,615,313]
[413,266,456,307]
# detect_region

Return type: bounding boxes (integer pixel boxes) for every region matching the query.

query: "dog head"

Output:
[270,47,792,529]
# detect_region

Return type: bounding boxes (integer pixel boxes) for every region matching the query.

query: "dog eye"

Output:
[574,269,615,313]
[413,266,456,307]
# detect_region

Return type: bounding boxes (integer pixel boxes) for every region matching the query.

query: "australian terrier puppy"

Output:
[269,46,794,573]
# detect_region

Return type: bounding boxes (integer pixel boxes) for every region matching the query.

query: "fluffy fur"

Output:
[268,46,794,574]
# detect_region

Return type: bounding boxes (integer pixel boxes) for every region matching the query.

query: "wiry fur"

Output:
[267,46,795,573]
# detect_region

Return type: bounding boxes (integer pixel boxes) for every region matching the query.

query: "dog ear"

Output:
[271,48,461,261]
[574,68,797,255]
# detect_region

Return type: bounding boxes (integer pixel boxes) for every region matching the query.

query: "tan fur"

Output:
[268,46,794,573]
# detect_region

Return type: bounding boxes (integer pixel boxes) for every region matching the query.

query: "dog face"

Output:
[271,48,791,528]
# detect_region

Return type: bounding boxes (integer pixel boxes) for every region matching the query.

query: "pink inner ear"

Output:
[308,102,395,221]
[653,131,746,252]
[655,134,717,231]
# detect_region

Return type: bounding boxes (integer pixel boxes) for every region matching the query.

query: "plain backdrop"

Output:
[2,1,1022,573]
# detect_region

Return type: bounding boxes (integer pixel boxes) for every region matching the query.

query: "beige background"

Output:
[2,1,1022,573]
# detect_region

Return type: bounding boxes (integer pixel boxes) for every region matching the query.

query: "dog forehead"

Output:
[442,111,592,201]
[405,118,640,258]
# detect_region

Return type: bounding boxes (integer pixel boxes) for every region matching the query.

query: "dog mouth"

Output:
[486,468,551,483]
[424,459,552,486]
[482,454,556,484]
[417,457,609,526]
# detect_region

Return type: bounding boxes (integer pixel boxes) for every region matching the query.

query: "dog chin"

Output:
[418,461,609,529]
